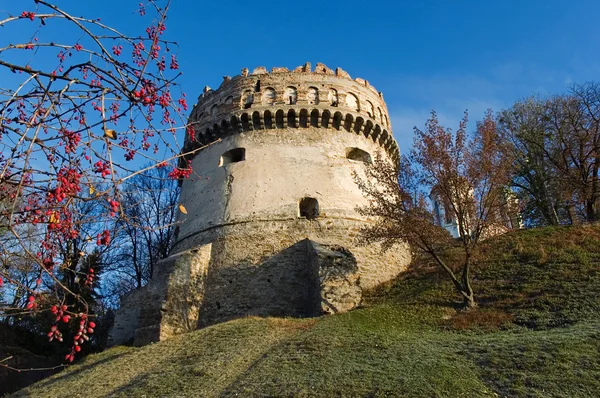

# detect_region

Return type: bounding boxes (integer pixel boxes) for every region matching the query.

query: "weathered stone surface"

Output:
[110,63,411,347]
[307,241,361,314]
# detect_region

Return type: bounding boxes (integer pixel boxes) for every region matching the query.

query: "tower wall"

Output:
[109,63,410,347]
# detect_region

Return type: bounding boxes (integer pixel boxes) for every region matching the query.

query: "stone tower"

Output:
[109,62,410,347]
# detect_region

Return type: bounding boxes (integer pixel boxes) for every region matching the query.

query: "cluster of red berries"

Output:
[112,45,123,56]
[51,304,71,323]
[170,54,179,70]
[108,198,119,216]
[133,83,159,106]
[60,128,82,154]
[84,268,95,287]
[47,325,63,342]
[168,166,192,179]
[26,295,37,310]
[97,230,111,246]
[93,161,111,178]
[64,317,96,363]
[20,11,35,21]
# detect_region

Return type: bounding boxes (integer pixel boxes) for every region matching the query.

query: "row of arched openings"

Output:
[198,109,395,151]
[240,86,339,108]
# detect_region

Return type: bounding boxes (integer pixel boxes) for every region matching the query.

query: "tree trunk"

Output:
[459,255,476,311]
[586,199,597,222]
[566,203,579,225]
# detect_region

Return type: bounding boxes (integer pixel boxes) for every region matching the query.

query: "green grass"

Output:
[15,225,600,397]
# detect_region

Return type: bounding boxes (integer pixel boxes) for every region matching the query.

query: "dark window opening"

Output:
[299,197,319,220]
[255,80,261,92]
[244,103,252,109]
[346,147,371,163]
[220,148,246,166]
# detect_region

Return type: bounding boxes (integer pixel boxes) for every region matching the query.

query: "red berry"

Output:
[89,321,96,328]
[62,315,70,323]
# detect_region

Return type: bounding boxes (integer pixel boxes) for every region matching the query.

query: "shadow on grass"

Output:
[15,351,129,394]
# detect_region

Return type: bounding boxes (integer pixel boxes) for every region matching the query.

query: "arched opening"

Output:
[366,101,374,118]
[378,129,388,146]
[240,113,251,131]
[377,107,383,123]
[310,109,319,127]
[275,109,284,129]
[346,147,372,163]
[328,89,338,106]
[354,117,364,134]
[384,114,389,128]
[241,90,253,109]
[343,114,353,132]
[230,116,240,133]
[299,197,319,220]
[287,109,296,128]
[264,110,273,129]
[211,105,219,121]
[219,148,246,166]
[332,112,343,130]
[322,110,331,128]
[345,93,359,111]
[364,120,373,138]
[262,87,276,106]
[220,120,229,136]
[299,109,308,128]
[307,87,319,105]
[285,86,297,105]
[211,123,221,140]
[252,111,261,130]
[372,125,382,142]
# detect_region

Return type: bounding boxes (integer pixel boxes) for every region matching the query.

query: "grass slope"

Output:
[15,225,600,397]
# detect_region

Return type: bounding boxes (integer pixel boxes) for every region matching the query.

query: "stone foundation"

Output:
[109,218,409,347]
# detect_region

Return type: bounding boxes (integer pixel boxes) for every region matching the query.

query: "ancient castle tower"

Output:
[110,62,410,346]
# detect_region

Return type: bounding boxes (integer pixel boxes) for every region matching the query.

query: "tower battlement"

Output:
[184,62,399,162]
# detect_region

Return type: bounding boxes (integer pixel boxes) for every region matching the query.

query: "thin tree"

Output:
[356,110,512,309]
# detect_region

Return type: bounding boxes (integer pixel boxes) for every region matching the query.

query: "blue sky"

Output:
[4,0,600,152]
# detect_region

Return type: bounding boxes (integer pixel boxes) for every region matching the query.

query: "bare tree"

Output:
[103,165,179,303]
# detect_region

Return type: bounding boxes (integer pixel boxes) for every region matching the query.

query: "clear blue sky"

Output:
[4,0,600,152]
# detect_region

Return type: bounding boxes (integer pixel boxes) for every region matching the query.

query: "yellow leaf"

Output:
[79,251,85,257]
[104,129,117,139]
[89,185,95,195]
[178,204,187,214]
[86,236,93,242]
[49,212,59,224]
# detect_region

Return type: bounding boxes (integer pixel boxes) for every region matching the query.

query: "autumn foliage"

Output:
[356,111,512,309]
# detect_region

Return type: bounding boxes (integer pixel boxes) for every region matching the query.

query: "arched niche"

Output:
[345,93,359,111]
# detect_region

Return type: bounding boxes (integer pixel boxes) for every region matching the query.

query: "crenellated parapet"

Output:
[184,62,398,161]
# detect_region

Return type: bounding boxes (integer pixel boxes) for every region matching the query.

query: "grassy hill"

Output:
[14,225,600,397]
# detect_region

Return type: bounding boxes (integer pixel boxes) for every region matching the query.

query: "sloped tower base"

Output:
[109,219,409,347]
